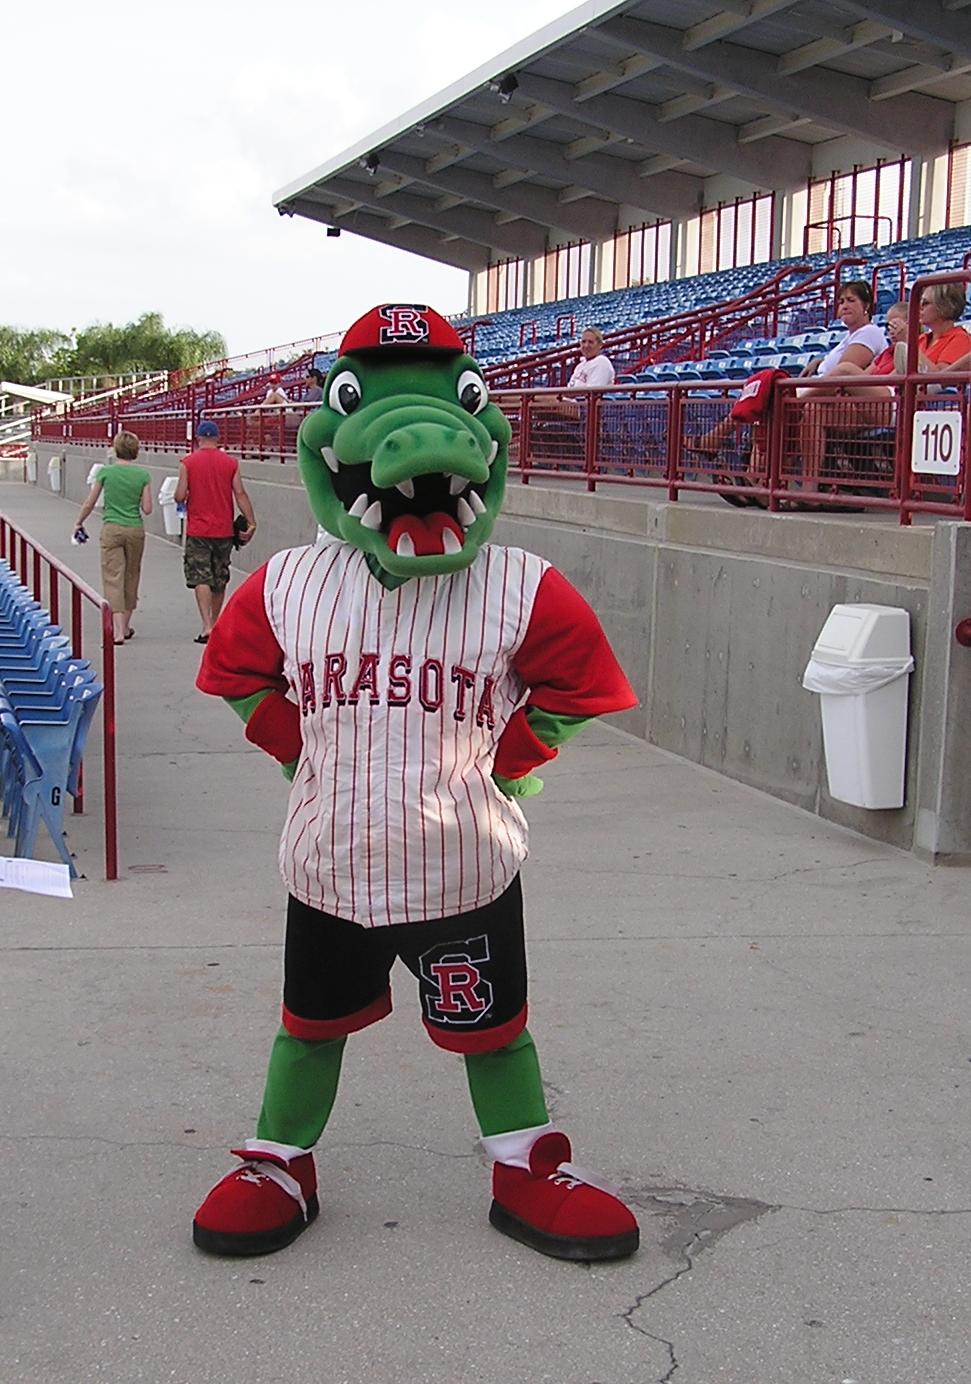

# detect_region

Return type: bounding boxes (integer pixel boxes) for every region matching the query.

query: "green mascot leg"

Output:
[256,1027,346,1149]
[464,1027,549,1137]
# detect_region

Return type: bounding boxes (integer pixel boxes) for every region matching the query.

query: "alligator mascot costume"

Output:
[193,303,639,1262]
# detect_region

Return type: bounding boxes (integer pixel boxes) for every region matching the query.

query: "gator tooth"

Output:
[487,440,498,464]
[348,494,369,519]
[396,478,415,499]
[321,446,339,473]
[395,533,416,558]
[457,497,476,529]
[441,528,463,555]
[469,490,487,516]
[448,473,468,496]
[361,501,383,531]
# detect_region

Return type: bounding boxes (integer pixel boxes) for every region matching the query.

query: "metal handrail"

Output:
[0,513,118,879]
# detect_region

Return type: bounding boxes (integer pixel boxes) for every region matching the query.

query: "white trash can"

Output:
[47,455,62,492]
[26,451,37,484]
[86,461,105,509]
[157,476,182,536]
[802,604,914,809]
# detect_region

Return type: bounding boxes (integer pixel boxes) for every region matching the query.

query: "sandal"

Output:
[713,473,766,509]
[194,634,209,645]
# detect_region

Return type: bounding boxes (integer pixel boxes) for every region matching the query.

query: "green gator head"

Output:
[297,304,511,578]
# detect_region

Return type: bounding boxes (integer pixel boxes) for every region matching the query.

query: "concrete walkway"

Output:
[2,479,970,1384]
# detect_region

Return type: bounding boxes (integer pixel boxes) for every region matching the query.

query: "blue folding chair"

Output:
[0,681,102,875]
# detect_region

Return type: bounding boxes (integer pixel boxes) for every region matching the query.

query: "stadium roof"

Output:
[274,0,971,272]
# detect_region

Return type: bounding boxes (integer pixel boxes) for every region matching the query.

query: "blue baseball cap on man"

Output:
[197,420,219,439]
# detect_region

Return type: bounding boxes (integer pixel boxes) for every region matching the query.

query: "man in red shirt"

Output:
[174,420,257,644]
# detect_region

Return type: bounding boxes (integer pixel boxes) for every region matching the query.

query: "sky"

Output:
[3,0,571,357]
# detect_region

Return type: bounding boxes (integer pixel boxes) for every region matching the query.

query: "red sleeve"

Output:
[492,708,559,779]
[196,564,289,700]
[512,567,637,716]
[244,690,302,765]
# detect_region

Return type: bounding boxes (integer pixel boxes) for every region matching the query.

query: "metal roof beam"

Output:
[432,114,700,219]
[683,0,801,51]
[870,56,971,99]
[573,53,663,101]
[375,148,618,239]
[598,14,953,155]
[657,84,737,121]
[836,0,971,57]
[490,103,556,141]
[324,175,548,258]
[738,113,813,142]
[777,20,892,77]
[514,71,809,188]
[288,197,486,271]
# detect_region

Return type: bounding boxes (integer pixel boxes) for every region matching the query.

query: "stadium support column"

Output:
[671,218,687,281]
[908,156,927,241]
[914,523,971,863]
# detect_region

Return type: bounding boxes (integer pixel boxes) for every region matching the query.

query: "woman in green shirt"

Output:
[76,430,153,645]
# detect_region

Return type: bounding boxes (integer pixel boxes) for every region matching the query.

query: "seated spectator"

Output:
[567,328,615,389]
[917,283,971,368]
[538,328,615,436]
[796,281,886,477]
[261,372,288,405]
[304,367,325,402]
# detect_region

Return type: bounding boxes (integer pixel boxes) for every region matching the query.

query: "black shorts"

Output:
[281,877,527,1054]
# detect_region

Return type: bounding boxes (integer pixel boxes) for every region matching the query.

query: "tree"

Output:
[66,312,226,375]
[0,327,72,385]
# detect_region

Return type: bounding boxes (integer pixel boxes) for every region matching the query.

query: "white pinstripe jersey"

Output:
[264,538,549,927]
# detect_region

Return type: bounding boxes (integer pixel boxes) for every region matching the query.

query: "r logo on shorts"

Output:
[419,934,495,1025]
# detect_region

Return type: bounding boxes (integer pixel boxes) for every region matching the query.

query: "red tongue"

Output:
[387,512,464,556]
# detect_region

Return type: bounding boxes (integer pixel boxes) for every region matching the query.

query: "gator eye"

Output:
[457,369,488,415]
[329,370,362,416]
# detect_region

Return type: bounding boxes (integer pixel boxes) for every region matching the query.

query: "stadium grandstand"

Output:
[31,0,971,517]
[18,0,971,861]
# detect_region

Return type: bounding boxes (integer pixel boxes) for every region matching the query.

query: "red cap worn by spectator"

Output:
[340,303,465,356]
[268,372,281,384]
[729,368,788,423]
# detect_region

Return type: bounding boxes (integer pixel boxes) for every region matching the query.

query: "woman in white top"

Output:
[567,328,615,389]
[796,280,887,478]
[541,328,615,439]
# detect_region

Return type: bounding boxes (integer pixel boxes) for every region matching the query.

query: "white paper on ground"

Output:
[0,857,73,898]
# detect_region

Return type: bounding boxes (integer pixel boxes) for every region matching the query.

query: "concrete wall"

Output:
[32,441,970,861]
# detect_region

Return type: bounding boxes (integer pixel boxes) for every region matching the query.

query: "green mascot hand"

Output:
[282,760,297,783]
[493,772,544,799]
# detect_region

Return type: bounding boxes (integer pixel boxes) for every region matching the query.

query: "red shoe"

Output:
[192,1138,319,1257]
[483,1125,639,1262]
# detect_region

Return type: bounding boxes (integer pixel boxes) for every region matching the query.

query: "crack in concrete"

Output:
[620,1232,700,1383]
[618,1183,775,1383]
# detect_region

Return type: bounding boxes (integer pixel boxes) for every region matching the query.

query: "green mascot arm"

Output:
[226,690,301,781]
[492,708,592,798]
[195,567,303,783]
[491,567,637,799]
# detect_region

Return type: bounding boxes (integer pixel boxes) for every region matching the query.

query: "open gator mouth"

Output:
[321,443,495,557]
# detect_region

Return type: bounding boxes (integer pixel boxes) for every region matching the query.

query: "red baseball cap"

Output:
[340,303,465,356]
[268,372,281,383]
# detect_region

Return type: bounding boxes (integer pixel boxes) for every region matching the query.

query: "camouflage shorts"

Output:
[183,536,233,592]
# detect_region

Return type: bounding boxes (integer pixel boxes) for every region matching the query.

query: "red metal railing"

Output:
[0,512,118,879]
[28,376,970,523]
[483,258,857,388]
[491,349,970,524]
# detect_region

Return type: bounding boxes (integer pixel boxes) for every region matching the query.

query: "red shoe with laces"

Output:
[483,1124,639,1262]
[192,1138,319,1256]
